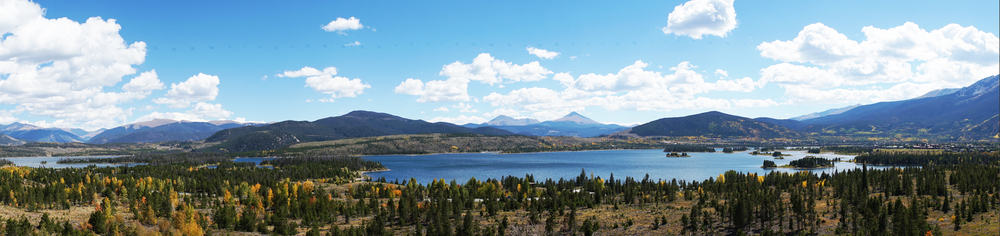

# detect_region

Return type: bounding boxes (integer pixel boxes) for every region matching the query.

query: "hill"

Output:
[0,135,24,146]
[628,111,800,138]
[89,119,252,144]
[205,110,513,152]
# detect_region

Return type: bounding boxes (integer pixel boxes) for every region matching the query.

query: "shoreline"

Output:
[359,148,663,157]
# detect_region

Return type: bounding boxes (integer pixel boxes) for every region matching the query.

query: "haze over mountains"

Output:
[465,112,629,137]
[88,119,255,144]
[0,123,86,143]
[0,75,996,146]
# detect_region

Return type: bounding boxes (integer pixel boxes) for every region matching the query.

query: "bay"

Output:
[363,149,873,184]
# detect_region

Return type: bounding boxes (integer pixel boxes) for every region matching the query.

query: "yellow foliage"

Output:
[302,180,315,193]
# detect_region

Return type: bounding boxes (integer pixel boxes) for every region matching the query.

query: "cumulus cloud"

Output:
[428,115,487,125]
[154,73,220,108]
[395,53,552,102]
[757,22,999,103]
[0,0,156,129]
[526,47,559,59]
[321,16,363,33]
[482,61,766,120]
[394,77,469,102]
[135,102,233,123]
[662,0,738,39]
[440,53,552,85]
[279,66,370,102]
[122,70,164,94]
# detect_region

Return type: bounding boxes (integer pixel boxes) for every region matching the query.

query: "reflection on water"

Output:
[364,149,886,184]
[0,156,141,168]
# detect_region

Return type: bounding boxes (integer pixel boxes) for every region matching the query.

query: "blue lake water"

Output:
[0,156,141,168]
[363,149,870,184]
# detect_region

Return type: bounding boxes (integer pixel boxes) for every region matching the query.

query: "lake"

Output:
[363,149,872,184]
[2,156,268,169]
[0,156,142,168]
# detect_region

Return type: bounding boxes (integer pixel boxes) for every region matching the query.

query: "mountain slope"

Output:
[551,112,602,125]
[206,110,513,152]
[629,111,800,138]
[800,75,999,139]
[89,120,251,144]
[466,112,628,137]
[484,115,540,126]
[791,105,859,121]
[0,135,24,145]
[0,123,84,143]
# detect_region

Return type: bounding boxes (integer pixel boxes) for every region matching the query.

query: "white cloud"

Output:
[344,41,361,47]
[427,115,487,125]
[394,77,469,102]
[0,0,155,129]
[135,102,232,123]
[757,22,999,104]
[526,47,559,59]
[122,70,163,95]
[481,60,767,120]
[714,69,728,77]
[452,102,477,113]
[440,53,552,85]
[154,73,220,108]
[321,16,363,33]
[279,66,370,102]
[662,0,738,39]
[396,53,551,102]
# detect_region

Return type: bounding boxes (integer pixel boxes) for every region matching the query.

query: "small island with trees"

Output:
[762,156,835,169]
[662,144,715,153]
[665,152,690,157]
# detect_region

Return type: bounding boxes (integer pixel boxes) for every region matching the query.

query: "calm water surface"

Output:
[0,156,140,168]
[364,149,870,184]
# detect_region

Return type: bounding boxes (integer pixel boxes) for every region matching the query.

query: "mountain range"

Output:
[0,123,86,143]
[206,110,513,152]
[465,112,629,137]
[88,119,255,144]
[623,75,998,140]
[790,75,998,139]
[2,75,996,146]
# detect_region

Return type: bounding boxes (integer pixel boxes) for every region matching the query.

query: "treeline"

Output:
[663,144,715,153]
[0,152,998,235]
[722,147,749,153]
[855,151,1000,166]
[787,157,834,168]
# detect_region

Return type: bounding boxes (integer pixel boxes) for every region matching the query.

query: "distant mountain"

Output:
[485,115,540,126]
[466,112,628,137]
[797,75,999,139]
[791,105,859,121]
[0,122,84,143]
[628,111,800,138]
[551,112,602,125]
[206,110,513,152]
[89,119,252,144]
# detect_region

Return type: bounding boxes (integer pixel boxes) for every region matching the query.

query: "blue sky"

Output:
[1,0,998,129]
